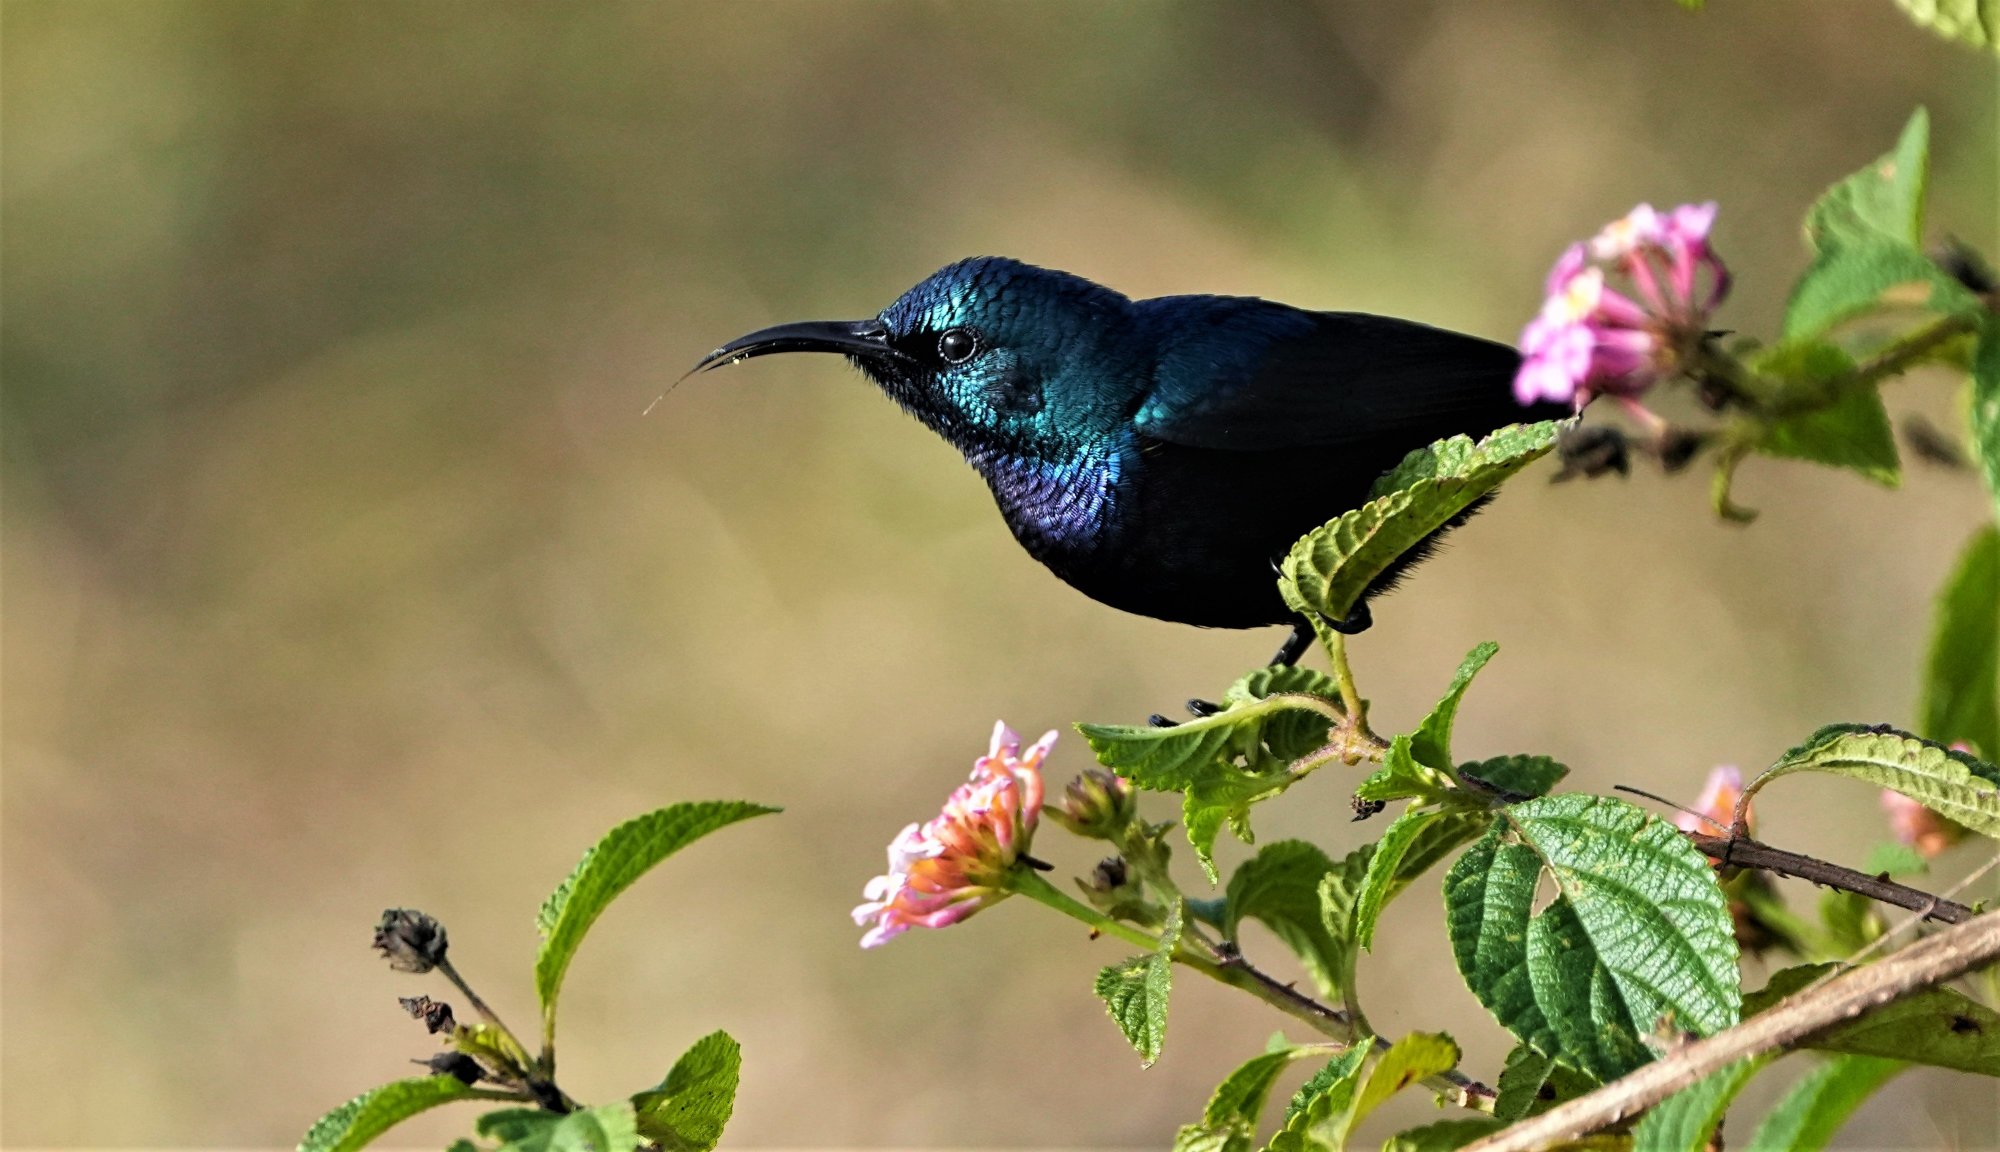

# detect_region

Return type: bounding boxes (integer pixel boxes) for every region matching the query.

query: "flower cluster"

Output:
[1517,202,1731,409]
[1676,765,1751,843]
[852,722,1055,948]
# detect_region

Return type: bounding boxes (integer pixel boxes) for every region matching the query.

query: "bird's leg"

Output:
[1268,619,1316,667]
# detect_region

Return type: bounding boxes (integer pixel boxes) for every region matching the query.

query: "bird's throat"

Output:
[971,441,1123,561]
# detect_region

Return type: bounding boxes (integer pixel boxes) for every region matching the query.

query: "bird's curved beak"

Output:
[686,318,910,376]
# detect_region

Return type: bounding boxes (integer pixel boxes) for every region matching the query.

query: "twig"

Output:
[1846,851,2000,966]
[1686,833,1976,925]
[1006,869,1495,1110]
[1460,908,2000,1152]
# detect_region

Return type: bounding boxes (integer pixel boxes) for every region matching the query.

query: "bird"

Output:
[690,256,1568,673]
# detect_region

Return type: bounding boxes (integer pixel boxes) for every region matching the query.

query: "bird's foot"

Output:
[1317,601,1372,636]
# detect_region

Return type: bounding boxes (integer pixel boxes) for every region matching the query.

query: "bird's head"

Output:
[690,257,1139,460]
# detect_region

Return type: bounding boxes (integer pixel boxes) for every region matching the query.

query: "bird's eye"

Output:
[937,328,979,365]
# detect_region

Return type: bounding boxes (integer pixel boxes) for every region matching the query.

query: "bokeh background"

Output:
[5,2,1998,1148]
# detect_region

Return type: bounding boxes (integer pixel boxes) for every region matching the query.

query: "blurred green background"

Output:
[4,2,1997,1148]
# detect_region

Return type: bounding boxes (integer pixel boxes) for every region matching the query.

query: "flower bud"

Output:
[373,908,448,973]
[1076,854,1164,926]
[1050,768,1137,839]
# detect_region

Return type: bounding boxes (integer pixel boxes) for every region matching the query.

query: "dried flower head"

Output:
[398,994,457,1035]
[373,908,449,973]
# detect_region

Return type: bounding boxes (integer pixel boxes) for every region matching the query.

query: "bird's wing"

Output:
[1131,298,1555,453]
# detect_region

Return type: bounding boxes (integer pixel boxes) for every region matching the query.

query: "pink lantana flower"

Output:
[1677,765,1751,861]
[1516,202,1731,410]
[852,721,1055,948]
[1881,742,1973,858]
[1879,791,1964,858]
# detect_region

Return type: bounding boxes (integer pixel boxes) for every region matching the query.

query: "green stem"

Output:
[1327,632,1364,722]
[1007,868,1494,1111]
[435,958,568,1108]
[1845,310,1983,391]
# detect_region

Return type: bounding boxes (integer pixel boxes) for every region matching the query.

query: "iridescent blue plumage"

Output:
[693,256,1568,638]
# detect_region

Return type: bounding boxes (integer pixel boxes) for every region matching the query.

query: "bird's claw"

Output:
[1317,601,1372,636]
[1148,698,1223,728]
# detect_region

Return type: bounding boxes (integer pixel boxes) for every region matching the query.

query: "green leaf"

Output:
[1229,665,1345,763]
[1315,846,1377,1005]
[1081,687,1342,881]
[536,802,776,1047]
[1492,1046,1560,1123]
[1444,826,1560,1057]
[1745,963,2000,1075]
[1745,1055,1904,1152]
[1892,0,1999,52]
[1525,897,1655,1081]
[1281,423,1561,623]
[1354,807,1480,952]
[1448,882,1589,1068]
[1629,1059,1764,1152]
[1096,900,1183,1067]
[1818,889,1886,955]
[1747,723,2000,838]
[477,1110,561,1147]
[1175,1045,1320,1152]
[1392,808,1491,882]
[1804,108,1930,253]
[1182,763,1308,885]
[1781,239,1978,343]
[1862,839,1930,878]
[1080,693,1338,790]
[632,1030,741,1152]
[1079,714,1248,790]
[299,1077,482,1152]
[1975,318,2000,518]
[1923,527,2000,760]
[1356,734,1451,805]
[1752,342,1900,485]
[1446,798,1741,1082]
[1343,1033,1461,1141]
[1458,755,1570,802]
[477,1102,640,1152]
[1267,1046,1369,1152]
[1412,643,1499,773]
[1380,1120,1506,1152]
[1510,796,1741,1036]
[1228,841,1345,998]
